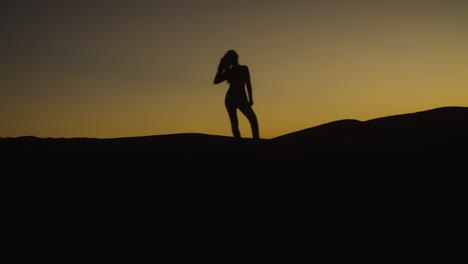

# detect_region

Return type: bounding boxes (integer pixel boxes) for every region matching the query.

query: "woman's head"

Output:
[220,50,239,69]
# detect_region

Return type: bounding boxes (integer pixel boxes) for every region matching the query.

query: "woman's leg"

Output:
[226,104,241,138]
[239,105,259,139]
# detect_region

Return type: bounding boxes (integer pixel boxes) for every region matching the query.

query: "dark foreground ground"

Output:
[2,107,468,262]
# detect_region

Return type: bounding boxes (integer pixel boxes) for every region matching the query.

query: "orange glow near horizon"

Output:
[2,1,468,139]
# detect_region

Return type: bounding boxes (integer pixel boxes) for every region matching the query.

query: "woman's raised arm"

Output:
[214,59,227,84]
[213,67,225,84]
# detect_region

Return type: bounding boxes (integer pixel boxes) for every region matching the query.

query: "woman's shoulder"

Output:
[239,65,249,71]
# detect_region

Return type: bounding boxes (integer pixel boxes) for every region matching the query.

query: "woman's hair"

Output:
[220,50,239,70]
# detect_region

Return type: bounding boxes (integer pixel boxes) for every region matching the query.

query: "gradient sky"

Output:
[2,0,468,139]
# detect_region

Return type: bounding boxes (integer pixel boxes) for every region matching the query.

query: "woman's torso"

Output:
[224,65,248,105]
[226,65,247,90]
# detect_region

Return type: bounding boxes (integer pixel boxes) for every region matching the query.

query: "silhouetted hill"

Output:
[1,133,263,154]
[271,106,468,149]
[2,106,467,262]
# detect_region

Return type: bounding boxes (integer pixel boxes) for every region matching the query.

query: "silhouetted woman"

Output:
[214,50,260,139]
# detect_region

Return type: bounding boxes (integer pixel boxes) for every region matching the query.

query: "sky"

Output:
[2,0,468,139]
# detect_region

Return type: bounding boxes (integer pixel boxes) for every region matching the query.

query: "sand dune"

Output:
[2,106,467,261]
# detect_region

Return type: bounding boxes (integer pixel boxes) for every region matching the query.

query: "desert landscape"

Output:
[2,106,467,261]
